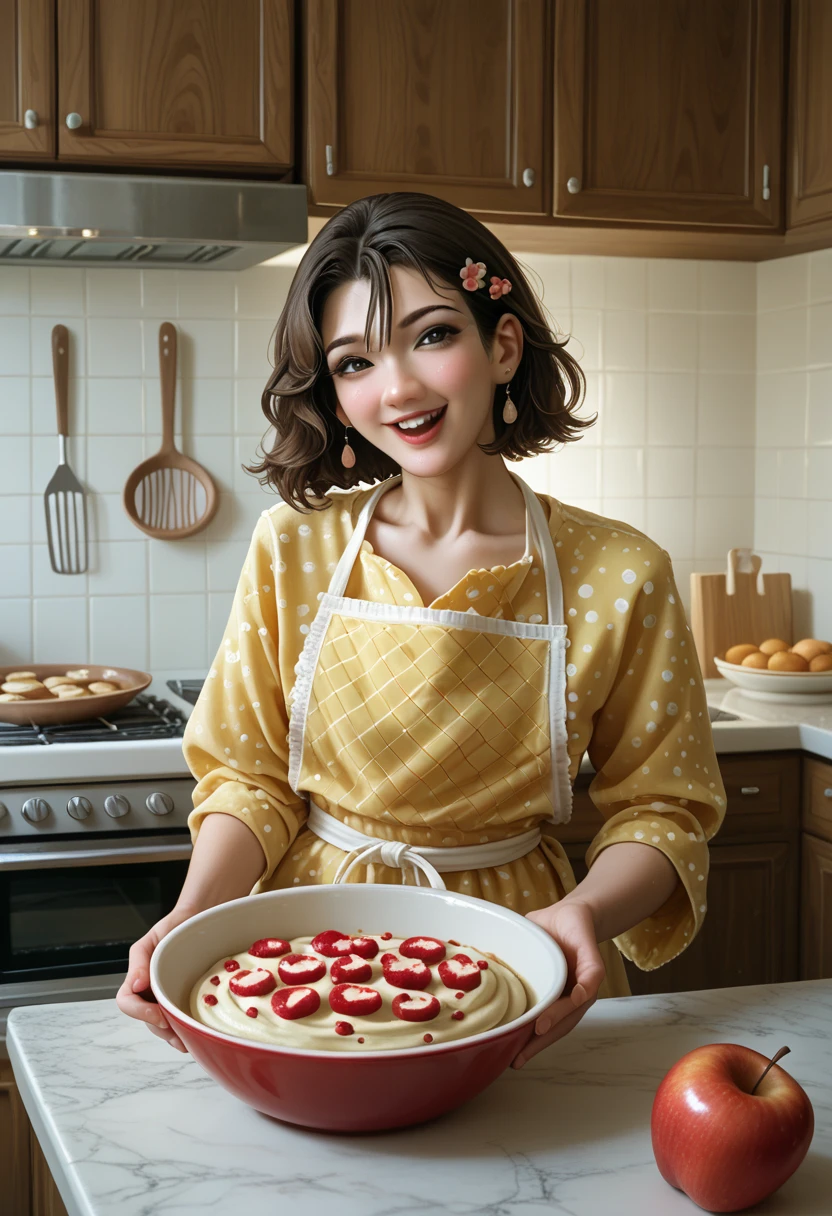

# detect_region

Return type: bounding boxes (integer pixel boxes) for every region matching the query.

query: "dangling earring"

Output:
[503,377,517,424]
[341,424,356,469]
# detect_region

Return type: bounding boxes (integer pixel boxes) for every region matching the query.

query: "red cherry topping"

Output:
[209,975,221,986]
[477,960,489,970]
[357,1037,365,1044]
[400,936,446,964]
[229,968,277,998]
[248,937,292,958]
[423,1034,433,1043]
[455,992,465,1000]
[350,935,379,959]
[438,954,482,992]
[271,986,321,1020]
[452,1010,465,1021]
[335,1021,354,1036]
[246,1007,259,1019]
[382,956,432,990]
[311,929,354,957]
[277,954,327,985]
[203,994,218,1006]
[329,984,383,1016]
[223,959,241,972]
[392,992,441,1023]
[330,956,373,984]
[381,932,393,940]
[380,952,398,965]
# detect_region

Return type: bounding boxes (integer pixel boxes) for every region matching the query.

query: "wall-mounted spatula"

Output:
[44,325,89,574]
[123,322,218,539]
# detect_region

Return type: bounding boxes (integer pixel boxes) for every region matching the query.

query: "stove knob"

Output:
[146,792,174,816]
[0,802,7,820]
[67,796,93,821]
[22,797,51,823]
[104,794,131,819]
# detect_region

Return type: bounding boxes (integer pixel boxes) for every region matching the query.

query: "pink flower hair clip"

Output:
[460,258,486,291]
[489,275,512,300]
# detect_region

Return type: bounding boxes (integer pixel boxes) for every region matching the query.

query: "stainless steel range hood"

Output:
[0,171,309,270]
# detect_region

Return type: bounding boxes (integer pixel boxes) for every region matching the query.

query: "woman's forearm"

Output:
[175,812,266,915]
[561,841,680,945]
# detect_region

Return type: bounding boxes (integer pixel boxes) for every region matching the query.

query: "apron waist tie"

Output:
[307,801,542,891]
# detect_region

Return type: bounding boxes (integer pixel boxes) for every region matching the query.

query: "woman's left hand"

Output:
[511,897,606,1069]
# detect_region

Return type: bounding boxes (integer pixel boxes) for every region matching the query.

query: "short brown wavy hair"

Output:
[247,192,593,511]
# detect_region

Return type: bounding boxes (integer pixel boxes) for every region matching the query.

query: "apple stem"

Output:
[751,1046,790,1096]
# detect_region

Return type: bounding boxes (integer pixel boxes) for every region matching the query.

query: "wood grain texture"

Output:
[56,0,293,168]
[306,0,550,216]
[789,0,832,228]
[690,567,793,678]
[0,0,55,160]
[0,1056,31,1216]
[803,757,832,843]
[554,0,785,227]
[801,832,832,980]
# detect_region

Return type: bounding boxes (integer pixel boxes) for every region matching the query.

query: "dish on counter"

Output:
[150,885,566,1132]
[0,664,151,725]
[714,656,832,702]
[191,929,528,1052]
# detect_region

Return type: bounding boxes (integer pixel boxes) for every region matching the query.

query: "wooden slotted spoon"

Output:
[123,322,218,538]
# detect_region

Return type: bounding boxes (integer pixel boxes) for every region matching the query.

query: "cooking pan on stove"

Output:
[0,664,152,727]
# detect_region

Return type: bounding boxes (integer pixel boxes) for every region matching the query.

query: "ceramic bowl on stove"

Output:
[150,884,567,1132]
[0,664,152,726]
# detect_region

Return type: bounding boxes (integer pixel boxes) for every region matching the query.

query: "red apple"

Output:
[651,1044,814,1213]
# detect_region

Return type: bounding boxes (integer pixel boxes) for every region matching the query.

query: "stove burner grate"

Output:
[0,694,187,747]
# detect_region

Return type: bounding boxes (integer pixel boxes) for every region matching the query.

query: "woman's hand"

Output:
[115,907,197,1053]
[511,897,606,1069]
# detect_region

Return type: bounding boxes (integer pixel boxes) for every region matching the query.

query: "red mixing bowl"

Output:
[150,884,567,1132]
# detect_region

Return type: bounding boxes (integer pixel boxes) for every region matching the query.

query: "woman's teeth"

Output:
[395,406,445,431]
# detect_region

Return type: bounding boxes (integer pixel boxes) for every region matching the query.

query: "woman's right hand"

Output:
[115,906,196,1053]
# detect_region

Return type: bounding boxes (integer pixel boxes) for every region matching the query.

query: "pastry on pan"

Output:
[5,670,37,680]
[53,684,89,698]
[0,693,26,702]
[88,681,120,694]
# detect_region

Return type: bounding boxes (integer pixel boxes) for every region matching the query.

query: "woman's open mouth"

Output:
[389,404,447,445]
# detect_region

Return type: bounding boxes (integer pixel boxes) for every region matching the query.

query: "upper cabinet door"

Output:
[56,0,294,169]
[789,0,832,229]
[0,0,55,160]
[555,0,785,228]
[306,0,551,217]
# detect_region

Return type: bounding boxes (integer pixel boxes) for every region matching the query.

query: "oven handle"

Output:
[0,843,193,871]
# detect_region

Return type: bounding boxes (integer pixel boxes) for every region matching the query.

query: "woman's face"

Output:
[320,264,521,476]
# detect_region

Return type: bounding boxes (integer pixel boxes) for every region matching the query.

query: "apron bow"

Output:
[332,839,446,889]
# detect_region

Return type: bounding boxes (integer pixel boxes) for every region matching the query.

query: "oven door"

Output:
[0,834,191,985]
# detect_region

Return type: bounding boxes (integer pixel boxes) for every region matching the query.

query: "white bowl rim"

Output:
[150,885,567,1061]
[714,656,831,679]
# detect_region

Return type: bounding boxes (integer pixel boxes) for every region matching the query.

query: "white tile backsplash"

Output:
[6,249,832,668]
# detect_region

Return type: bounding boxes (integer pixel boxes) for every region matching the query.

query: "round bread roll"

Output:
[5,670,37,681]
[741,651,769,668]
[44,675,76,689]
[53,684,89,699]
[65,668,91,680]
[88,681,119,694]
[809,654,832,672]
[759,638,791,656]
[790,638,832,662]
[768,650,809,672]
[726,644,759,665]
[0,693,26,702]
[1,679,47,698]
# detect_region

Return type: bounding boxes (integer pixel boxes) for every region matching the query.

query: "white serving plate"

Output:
[714,656,832,703]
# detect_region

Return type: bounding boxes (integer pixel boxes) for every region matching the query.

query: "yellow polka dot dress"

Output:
[183,483,726,999]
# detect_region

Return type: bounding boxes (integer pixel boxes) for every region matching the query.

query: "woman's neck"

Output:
[378,455,527,544]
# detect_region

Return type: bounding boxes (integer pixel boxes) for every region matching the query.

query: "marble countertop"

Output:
[8,980,832,1216]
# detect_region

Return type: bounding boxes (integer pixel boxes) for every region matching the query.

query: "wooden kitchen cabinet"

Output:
[1,1056,69,1216]
[559,753,802,995]
[801,756,832,980]
[554,0,785,228]
[0,0,55,161]
[54,0,294,170]
[305,0,551,217]
[788,0,832,229]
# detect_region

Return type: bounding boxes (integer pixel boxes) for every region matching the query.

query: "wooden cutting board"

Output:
[690,549,792,678]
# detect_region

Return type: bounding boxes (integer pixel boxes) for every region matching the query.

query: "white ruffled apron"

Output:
[286,471,572,890]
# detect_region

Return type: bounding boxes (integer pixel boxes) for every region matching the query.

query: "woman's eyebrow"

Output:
[324,304,462,357]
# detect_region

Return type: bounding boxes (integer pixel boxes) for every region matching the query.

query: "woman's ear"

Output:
[491,312,524,380]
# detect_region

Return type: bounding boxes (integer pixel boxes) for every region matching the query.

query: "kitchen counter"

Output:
[8,980,832,1216]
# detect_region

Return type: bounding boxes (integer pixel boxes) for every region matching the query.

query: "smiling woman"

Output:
[118,192,727,1071]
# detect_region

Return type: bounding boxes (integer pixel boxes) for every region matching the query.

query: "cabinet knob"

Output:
[326,144,335,177]
[24,109,39,130]
[740,786,760,796]
[762,164,771,202]
[824,788,832,799]
[522,167,536,188]
[66,112,83,130]
[567,176,581,194]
